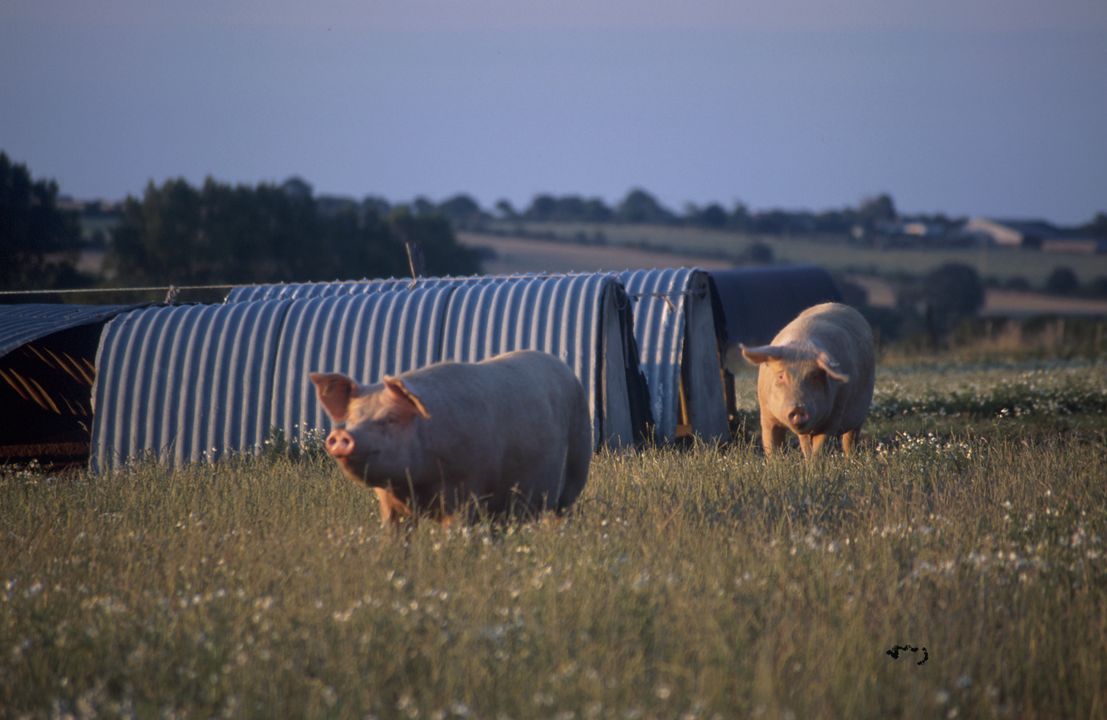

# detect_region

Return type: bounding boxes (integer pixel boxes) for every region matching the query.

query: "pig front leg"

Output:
[798,433,827,460]
[374,488,414,529]
[761,414,788,457]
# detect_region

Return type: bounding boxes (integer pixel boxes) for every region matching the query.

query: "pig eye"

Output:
[775,372,786,383]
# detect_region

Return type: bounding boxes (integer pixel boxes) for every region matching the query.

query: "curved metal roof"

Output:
[0,303,142,359]
[90,300,290,471]
[270,288,452,445]
[91,275,649,470]
[708,265,842,349]
[225,269,736,443]
[440,273,640,446]
[618,268,728,442]
[224,275,522,303]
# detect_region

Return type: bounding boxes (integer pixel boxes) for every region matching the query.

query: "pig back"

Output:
[402,350,587,482]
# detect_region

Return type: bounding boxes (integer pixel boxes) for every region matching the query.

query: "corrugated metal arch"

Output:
[91,274,650,470]
[0,303,143,359]
[90,300,290,472]
[439,274,640,447]
[228,274,651,449]
[619,268,729,443]
[270,287,452,444]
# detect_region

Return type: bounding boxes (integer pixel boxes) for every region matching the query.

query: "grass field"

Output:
[3,360,1106,718]
[481,222,1107,287]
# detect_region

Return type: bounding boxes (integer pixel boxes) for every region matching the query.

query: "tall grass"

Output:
[3,368,1106,718]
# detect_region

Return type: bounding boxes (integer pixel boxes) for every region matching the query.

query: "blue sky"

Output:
[2,1,1105,224]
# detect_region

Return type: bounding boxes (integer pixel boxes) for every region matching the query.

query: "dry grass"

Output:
[3,362,1106,719]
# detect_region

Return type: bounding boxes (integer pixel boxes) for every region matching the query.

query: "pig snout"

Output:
[325,428,356,458]
[788,406,810,429]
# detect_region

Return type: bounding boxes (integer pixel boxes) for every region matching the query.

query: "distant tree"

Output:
[1088,276,1107,298]
[1045,267,1079,296]
[750,210,793,234]
[362,195,391,218]
[411,196,436,217]
[858,193,897,228]
[437,194,486,228]
[813,209,854,234]
[106,176,480,286]
[689,202,728,229]
[1080,212,1107,239]
[521,194,612,223]
[524,194,559,222]
[742,242,774,264]
[918,263,985,342]
[616,188,674,224]
[579,197,613,223]
[388,206,481,277]
[0,152,84,290]
[494,199,518,220]
[728,202,751,232]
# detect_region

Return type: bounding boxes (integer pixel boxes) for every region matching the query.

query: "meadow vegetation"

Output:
[3,361,1106,718]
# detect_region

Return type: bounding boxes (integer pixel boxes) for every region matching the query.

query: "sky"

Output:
[2,1,1105,225]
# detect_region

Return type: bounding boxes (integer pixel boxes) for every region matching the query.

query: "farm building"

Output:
[228,267,729,443]
[90,274,649,472]
[0,303,143,466]
[707,265,842,425]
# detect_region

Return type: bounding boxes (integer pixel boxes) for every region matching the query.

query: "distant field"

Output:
[459,231,732,275]
[3,360,1106,718]
[462,231,1107,318]
[477,222,1107,286]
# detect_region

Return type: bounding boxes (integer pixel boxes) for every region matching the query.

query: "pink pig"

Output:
[309,350,591,526]
[738,302,875,459]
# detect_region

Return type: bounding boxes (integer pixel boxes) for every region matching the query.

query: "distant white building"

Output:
[962,218,1057,248]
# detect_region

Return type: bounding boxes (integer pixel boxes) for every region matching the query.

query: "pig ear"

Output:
[740,344,786,366]
[382,376,432,421]
[309,372,358,422]
[816,353,850,383]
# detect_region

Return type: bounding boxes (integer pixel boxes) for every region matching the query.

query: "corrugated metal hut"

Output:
[618,268,729,443]
[437,273,645,447]
[707,265,842,424]
[268,287,453,445]
[0,303,143,466]
[91,275,648,470]
[90,300,291,472]
[227,273,650,448]
[229,268,732,444]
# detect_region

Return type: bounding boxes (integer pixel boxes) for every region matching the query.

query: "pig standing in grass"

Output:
[738,302,875,459]
[309,350,591,526]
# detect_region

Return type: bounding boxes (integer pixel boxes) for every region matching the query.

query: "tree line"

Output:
[441,189,908,235]
[4,150,1106,297]
[0,153,482,293]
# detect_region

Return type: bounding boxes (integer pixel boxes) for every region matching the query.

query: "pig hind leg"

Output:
[841,428,860,456]
[556,418,592,514]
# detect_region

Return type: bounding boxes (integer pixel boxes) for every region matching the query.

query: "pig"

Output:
[736,302,875,459]
[308,350,591,526]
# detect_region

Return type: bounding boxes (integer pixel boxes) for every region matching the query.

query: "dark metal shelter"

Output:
[0,303,142,466]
